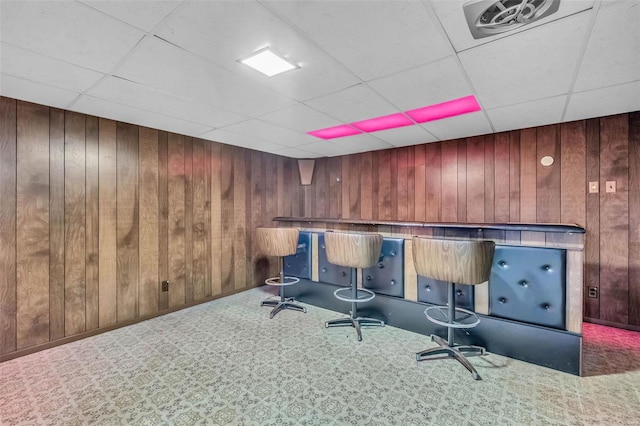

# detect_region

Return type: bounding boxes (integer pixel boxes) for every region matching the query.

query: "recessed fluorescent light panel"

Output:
[239,47,299,77]
[307,95,482,140]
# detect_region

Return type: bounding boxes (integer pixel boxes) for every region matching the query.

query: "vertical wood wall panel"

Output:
[220,145,234,294]
[494,133,510,222]
[414,145,426,221]
[425,143,442,222]
[16,101,50,349]
[349,155,361,219]
[0,98,17,354]
[536,125,561,223]
[204,141,212,297]
[116,123,139,322]
[466,137,485,222]
[509,131,521,221]
[560,121,586,227]
[233,148,247,291]
[48,109,65,341]
[192,139,206,300]
[98,119,117,327]
[584,119,600,319]
[360,152,373,220]
[139,128,159,316]
[378,150,392,220]
[64,112,86,336]
[184,138,193,302]
[168,134,186,307]
[599,116,629,324]
[397,148,408,221]
[484,135,495,222]
[210,143,222,296]
[440,141,457,221]
[628,112,640,326]
[520,128,537,222]
[85,116,100,331]
[158,131,169,310]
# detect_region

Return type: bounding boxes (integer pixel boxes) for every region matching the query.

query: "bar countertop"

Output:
[273,217,585,234]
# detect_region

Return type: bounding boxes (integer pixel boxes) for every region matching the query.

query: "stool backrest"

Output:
[412,237,495,285]
[324,232,383,269]
[256,227,299,257]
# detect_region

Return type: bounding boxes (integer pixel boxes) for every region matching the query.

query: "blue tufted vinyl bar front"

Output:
[278,218,585,375]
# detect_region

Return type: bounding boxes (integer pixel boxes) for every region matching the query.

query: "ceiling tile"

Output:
[329,133,393,156]
[1,1,144,73]
[270,147,319,158]
[199,128,288,153]
[574,0,640,92]
[458,11,591,109]
[258,104,343,133]
[421,110,493,141]
[293,141,353,157]
[116,36,296,117]
[305,84,400,123]
[78,0,180,32]
[487,95,567,132]
[431,0,595,52]
[367,57,472,111]
[1,74,80,110]
[155,1,359,101]
[564,81,640,122]
[221,119,318,147]
[1,43,105,93]
[87,76,247,128]
[69,95,212,137]
[263,0,451,81]
[370,124,439,147]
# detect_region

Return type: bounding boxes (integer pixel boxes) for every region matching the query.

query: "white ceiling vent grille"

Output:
[464,0,561,39]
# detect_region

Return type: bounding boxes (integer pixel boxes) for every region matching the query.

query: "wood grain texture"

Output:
[536,125,561,223]
[466,136,485,222]
[192,139,206,300]
[567,249,584,333]
[64,112,86,336]
[457,140,467,222]
[158,131,169,310]
[425,143,442,222]
[520,128,537,222]
[255,227,299,257]
[584,122,601,320]
[250,151,265,286]
[48,108,65,341]
[168,134,186,307]
[484,134,495,223]
[560,121,586,227]
[494,133,510,222]
[116,122,139,322]
[390,149,398,220]
[0,97,17,354]
[412,237,495,284]
[397,148,409,221]
[599,115,629,324]
[204,141,212,297]
[378,150,392,220]
[349,154,361,219]
[509,131,521,221]
[16,101,50,349]
[98,119,117,327]
[629,112,640,326]
[414,145,426,221]
[220,144,234,293]
[327,156,341,218]
[406,147,415,221]
[184,137,193,302]
[233,147,247,290]
[324,232,382,269]
[404,240,418,302]
[139,127,159,316]
[85,115,100,331]
[210,143,222,296]
[440,140,457,221]
[360,152,373,220]
[315,158,328,218]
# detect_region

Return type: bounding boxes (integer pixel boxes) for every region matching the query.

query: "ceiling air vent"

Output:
[464,0,560,39]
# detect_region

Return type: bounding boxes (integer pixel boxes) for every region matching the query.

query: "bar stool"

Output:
[324,231,384,341]
[256,227,306,319]
[412,237,495,380]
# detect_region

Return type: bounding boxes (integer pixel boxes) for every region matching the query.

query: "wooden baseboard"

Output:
[0,286,253,363]
[584,317,640,332]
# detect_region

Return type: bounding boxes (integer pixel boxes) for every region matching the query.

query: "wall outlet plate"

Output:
[606,181,616,193]
[161,281,169,292]
[589,181,599,193]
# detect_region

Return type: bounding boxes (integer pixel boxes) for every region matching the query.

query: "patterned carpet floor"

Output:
[1,286,640,425]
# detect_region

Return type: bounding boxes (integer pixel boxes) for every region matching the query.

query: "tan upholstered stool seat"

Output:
[323,231,385,341]
[412,237,495,380]
[256,227,306,319]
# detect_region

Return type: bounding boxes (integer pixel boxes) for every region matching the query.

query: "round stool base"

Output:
[333,287,375,303]
[261,298,306,319]
[325,316,384,342]
[265,276,300,286]
[424,306,480,329]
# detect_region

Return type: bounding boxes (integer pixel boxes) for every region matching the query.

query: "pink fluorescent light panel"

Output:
[306,95,481,140]
[405,95,481,124]
[352,113,413,132]
[307,124,362,140]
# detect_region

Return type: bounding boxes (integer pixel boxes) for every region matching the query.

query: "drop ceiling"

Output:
[1,0,638,158]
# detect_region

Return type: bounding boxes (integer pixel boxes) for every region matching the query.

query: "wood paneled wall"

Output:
[296,113,640,330]
[0,98,291,356]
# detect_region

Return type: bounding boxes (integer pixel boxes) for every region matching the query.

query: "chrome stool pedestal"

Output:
[261,257,306,319]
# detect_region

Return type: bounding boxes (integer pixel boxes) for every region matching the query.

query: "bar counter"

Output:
[274,217,585,375]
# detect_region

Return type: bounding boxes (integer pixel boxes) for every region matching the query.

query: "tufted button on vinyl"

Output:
[456,290,463,296]
[425,285,431,292]
[498,260,507,267]
[321,244,325,249]
[286,262,291,267]
[542,265,552,271]
[389,251,396,257]
[499,297,507,304]
[390,279,396,286]
[519,280,529,288]
[341,271,347,277]
[366,275,373,281]
[378,262,385,269]
[543,303,551,310]
[321,268,327,273]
